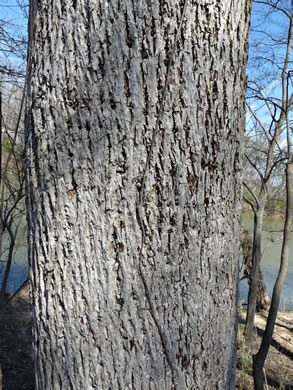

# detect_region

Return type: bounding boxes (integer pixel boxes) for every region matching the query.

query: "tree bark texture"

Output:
[26,1,251,389]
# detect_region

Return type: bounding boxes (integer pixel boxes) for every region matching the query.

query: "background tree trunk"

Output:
[253,123,293,388]
[241,226,271,312]
[26,1,251,389]
[244,5,293,345]
[245,201,266,344]
[0,224,16,300]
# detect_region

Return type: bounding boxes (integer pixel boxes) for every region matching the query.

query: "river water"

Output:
[241,214,293,310]
[0,227,28,294]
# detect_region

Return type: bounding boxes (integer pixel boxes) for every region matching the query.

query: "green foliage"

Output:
[243,193,286,216]
[243,192,255,204]
[1,134,12,153]
[278,365,290,390]
[266,198,286,215]
[237,328,253,389]
[238,334,252,374]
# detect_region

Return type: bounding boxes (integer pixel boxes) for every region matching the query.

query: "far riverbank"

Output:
[242,202,285,220]
[241,213,293,310]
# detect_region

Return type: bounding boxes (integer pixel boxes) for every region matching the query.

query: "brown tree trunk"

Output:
[0,224,16,300]
[241,226,270,312]
[26,1,251,389]
[256,271,271,311]
[245,207,265,344]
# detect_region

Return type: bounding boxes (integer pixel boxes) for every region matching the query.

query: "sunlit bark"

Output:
[26,1,251,388]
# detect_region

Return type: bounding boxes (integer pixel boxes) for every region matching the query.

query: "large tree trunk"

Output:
[26,1,251,389]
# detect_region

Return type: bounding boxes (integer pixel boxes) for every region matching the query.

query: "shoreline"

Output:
[242,204,285,221]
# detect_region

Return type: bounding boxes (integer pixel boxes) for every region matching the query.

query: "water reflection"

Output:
[241,214,293,310]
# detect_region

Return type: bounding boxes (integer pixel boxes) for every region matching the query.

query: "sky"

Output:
[0,1,291,111]
[0,0,28,78]
[246,1,293,140]
[0,0,28,27]
[248,1,293,89]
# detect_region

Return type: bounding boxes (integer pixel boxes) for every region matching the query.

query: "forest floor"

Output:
[0,282,34,390]
[0,287,292,389]
[236,309,293,389]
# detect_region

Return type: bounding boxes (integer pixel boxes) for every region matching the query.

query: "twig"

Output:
[263,367,269,390]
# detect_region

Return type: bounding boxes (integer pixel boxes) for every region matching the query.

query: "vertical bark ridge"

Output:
[136,0,189,376]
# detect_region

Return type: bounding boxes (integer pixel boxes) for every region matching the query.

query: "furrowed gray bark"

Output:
[26,1,251,389]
